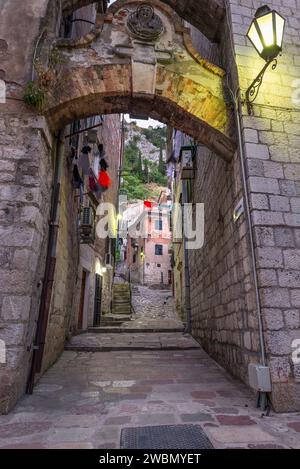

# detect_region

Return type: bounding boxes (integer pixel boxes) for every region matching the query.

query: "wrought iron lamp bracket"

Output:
[245,58,277,115]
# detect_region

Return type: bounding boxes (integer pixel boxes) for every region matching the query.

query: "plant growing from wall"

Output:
[23,48,65,111]
[23,80,47,110]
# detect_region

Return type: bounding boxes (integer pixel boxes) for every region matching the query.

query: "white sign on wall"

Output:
[0,80,6,104]
[0,340,6,364]
[233,198,244,223]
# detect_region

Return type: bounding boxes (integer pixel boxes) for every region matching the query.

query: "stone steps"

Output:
[88,327,185,334]
[65,332,201,352]
[112,282,132,317]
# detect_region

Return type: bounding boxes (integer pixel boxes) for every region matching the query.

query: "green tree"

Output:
[158,140,165,175]
[137,150,143,177]
[143,158,150,184]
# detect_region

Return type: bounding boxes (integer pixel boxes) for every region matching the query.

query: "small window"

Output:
[155,219,163,231]
[155,244,163,256]
[157,264,161,268]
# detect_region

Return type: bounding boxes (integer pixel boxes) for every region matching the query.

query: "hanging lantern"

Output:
[247,6,285,62]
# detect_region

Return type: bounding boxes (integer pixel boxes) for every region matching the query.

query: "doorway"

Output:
[78,270,87,330]
[93,274,103,327]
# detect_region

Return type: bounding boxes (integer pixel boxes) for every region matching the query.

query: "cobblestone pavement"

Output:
[0,347,300,449]
[127,285,183,330]
[66,332,199,351]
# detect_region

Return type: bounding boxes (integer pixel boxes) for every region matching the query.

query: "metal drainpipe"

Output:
[233,93,267,369]
[233,93,269,410]
[27,129,65,394]
[182,180,192,335]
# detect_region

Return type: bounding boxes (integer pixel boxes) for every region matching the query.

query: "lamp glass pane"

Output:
[256,12,274,47]
[248,22,264,54]
[275,14,285,47]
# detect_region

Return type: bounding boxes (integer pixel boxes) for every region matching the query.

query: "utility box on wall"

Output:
[248,364,272,392]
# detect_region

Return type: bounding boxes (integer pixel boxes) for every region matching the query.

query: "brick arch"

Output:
[62,0,225,41]
[46,0,235,160]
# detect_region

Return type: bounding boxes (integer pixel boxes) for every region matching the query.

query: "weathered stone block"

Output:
[283,250,300,269]
[266,330,298,355]
[254,227,275,247]
[278,269,300,288]
[261,288,290,308]
[284,310,300,329]
[252,210,284,226]
[263,308,284,331]
[269,195,290,212]
[250,194,269,210]
[245,143,269,160]
[291,197,300,213]
[291,290,300,307]
[249,177,280,194]
[1,296,31,322]
[0,324,26,346]
[256,247,283,269]
[263,161,284,179]
[274,227,295,247]
[258,269,278,287]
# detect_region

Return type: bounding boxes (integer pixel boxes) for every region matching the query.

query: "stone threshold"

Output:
[88,327,185,334]
[64,345,200,352]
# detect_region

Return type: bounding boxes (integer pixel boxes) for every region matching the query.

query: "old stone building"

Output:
[0,0,299,415]
[124,198,173,286]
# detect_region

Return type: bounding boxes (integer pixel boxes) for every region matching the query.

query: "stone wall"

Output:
[187,0,300,412]
[0,112,54,413]
[40,142,79,375]
[228,0,300,411]
[189,145,258,383]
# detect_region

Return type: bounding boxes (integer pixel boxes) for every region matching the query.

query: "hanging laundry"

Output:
[81,145,92,155]
[72,164,83,189]
[97,143,105,158]
[100,158,109,171]
[95,181,108,197]
[98,170,111,188]
[88,174,97,192]
[78,146,91,176]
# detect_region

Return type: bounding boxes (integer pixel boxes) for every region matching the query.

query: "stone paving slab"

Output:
[65,332,200,351]
[0,349,300,449]
[117,285,183,330]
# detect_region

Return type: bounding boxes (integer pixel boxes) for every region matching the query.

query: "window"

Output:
[155,244,163,256]
[155,219,163,231]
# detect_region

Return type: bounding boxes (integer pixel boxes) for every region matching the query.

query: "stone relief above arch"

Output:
[45,0,235,160]
[62,0,225,41]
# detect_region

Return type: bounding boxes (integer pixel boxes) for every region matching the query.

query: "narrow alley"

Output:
[1,0,300,456]
[0,285,299,450]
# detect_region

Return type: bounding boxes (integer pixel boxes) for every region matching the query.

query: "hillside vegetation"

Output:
[121,123,167,202]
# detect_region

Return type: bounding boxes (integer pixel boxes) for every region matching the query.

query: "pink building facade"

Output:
[125,198,173,287]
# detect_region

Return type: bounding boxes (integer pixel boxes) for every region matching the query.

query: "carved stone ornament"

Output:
[127,4,164,42]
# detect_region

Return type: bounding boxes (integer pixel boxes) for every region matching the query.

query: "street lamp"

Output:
[245,5,285,114]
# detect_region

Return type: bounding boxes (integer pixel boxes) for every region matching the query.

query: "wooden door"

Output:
[93,274,103,327]
[78,270,87,330]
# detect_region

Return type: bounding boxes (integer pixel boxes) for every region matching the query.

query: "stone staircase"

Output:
[112,282,132,316]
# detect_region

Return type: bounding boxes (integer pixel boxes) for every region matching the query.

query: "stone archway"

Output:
[62,0,225,41]
[46,0,235,160]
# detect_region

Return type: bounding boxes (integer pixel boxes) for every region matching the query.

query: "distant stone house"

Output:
[124,198,173,287]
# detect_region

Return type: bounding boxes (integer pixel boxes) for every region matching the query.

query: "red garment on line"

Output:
[98,170,111,188]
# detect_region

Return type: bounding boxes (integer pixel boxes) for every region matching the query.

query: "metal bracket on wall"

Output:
[244,58,278,115]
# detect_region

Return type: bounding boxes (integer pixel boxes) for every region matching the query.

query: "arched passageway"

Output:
[1,0,300,419]
[45,0,235,160]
